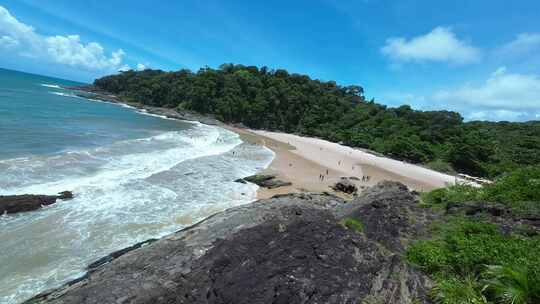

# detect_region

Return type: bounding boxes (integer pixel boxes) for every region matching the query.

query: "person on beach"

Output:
[326,169,329,175]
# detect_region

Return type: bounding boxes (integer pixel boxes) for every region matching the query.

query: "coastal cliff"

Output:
[25,181,435,304]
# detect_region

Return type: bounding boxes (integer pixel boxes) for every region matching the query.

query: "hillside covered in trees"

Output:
[92,64,540,178]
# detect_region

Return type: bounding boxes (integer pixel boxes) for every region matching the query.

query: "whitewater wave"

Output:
[49,90,178,121]
[48,91,86,100]
[136,108,176,120]
[40,83,62,89]
[0,123,274,304]
[0,123,237,195]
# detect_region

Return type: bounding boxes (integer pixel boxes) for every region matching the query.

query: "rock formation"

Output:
[237,174,292,189]
[0,191,73,215]
[25,182,432,304]
[332,177,358,194]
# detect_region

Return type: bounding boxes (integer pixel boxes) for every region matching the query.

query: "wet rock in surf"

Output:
[233,178,247,184]
[57,191,74,200]
[239,174,292,189]
[0,191,73,214]
[26,182,433,304]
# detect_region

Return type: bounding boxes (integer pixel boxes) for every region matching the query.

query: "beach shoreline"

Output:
[228,127,461,199]
[68,86,462,199]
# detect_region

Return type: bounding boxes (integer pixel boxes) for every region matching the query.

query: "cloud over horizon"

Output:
[381,27,481,65]
[432,67,540,121]
[136,63,147,71]
[497,33,540,58]
[0,6,129,73]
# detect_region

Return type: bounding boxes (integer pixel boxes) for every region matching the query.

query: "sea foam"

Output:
[0,122,274,304]
[40,83,62,89]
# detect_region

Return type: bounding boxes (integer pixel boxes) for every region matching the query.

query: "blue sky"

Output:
[1,0,540,121]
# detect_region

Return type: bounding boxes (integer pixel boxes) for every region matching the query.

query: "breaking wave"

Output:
[40,83,62,89]
[0,123,274,304]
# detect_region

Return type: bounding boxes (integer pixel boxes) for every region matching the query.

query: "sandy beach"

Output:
[67,87,461,199]
[228,128,460,198]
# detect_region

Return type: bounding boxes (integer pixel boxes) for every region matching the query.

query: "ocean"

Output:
[0,68,274,303]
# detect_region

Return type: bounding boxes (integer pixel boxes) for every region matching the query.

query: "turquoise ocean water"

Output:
[0,68,186,159]
[0,68,273,303]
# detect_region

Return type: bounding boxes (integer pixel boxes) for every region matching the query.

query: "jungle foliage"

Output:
[93,64,540,177]
[409,167,540,303]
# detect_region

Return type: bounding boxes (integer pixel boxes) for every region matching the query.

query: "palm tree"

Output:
[483,265,540,304]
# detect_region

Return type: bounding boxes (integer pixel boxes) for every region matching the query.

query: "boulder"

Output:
[332,177,358,194]
[0,191,73,215]
[0,195,57,214]
[243,174,276,184]
[240,174,292,189]
[26,182,432,304]
[57,191,74,200]
[233,178,247,184]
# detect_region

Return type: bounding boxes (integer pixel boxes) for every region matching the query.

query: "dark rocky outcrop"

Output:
[233,178,247,184]
[26,182,432,304]
[57,191,74,200]
[446,201,510,217]
[340,182,434,253]
[238,174,292,189]
[332,177,358,194]
[0,191,73,215]
[445,200,540,236]
[68,86,223,126]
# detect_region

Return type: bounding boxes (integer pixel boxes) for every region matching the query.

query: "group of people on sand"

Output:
[318,169,330,181]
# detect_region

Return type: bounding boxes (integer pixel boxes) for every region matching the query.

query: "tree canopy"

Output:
[93,64,540,178]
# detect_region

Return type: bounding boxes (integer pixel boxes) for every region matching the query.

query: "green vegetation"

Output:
[341,217,364,233]
[91,65,540,301]
[92,64,540,178]
[426,159,456,174]
[422,166,540,214]
[409,167,540,303]
[407,219,540,304]
[484,265,540,304]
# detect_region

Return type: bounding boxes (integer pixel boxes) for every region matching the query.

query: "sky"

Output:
[1,0,539,122]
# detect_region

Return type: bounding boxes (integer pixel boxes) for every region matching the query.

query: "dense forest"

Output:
[409,166,540,303]
[93,64,540,178]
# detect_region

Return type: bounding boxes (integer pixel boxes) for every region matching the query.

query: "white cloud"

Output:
[432,67,540,121]
[433,67,540,110]
[497,33,540,57]
[0,6,127,72]
[118,64,131,72]
[0,35,19,49]
[381,27,481,65]
[466,109,534,121]
[136,63,147,71]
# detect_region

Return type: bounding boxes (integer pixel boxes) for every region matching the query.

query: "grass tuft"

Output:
[341,217,364,233]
